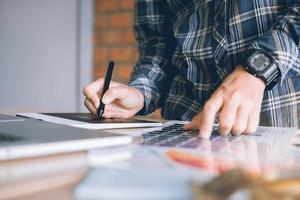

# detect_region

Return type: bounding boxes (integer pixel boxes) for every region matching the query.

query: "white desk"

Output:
[0,111,300,199]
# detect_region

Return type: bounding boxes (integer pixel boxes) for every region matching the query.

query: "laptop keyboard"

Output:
[0,133,24,143]
[141,124,219,148]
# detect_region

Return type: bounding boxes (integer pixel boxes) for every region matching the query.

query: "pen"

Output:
[97,61,114,118]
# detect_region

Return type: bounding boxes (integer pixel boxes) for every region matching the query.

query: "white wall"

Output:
[0,0,93,113]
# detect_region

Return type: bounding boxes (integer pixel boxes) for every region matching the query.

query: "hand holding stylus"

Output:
[82,62,145,119]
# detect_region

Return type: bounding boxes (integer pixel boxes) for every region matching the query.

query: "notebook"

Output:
[16,113,162,130]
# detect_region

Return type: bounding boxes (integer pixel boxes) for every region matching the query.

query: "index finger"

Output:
[199,95,223,138]
[82,79,122,105]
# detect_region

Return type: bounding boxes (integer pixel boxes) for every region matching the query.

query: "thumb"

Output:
[183,114,202,130]
[101,86,129,104]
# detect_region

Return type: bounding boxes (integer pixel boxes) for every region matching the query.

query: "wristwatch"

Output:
[242,49,280,90]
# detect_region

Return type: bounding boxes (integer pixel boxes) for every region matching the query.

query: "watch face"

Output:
[250,53,270,71]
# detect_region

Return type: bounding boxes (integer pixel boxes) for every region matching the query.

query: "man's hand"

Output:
[184,65,266,138]
[82,78,144,118]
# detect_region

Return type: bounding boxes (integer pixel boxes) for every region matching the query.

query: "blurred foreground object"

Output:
[192,169,300,200]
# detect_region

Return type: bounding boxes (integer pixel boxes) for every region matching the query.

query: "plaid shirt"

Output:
[129,0,300,127]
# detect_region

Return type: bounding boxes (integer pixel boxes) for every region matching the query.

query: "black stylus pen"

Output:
[97,61,114,118]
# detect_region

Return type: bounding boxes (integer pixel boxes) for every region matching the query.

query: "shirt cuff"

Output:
[248,29,299,85]
[128,77,160,115]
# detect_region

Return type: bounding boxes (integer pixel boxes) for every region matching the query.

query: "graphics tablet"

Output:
[17,113,162,130]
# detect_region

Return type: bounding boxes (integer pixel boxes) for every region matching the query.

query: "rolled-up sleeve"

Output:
[128,0,175,115]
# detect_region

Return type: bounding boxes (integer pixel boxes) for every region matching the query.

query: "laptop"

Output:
[138,121,296,148]
[0,114,132,160]
[136,121,296,172]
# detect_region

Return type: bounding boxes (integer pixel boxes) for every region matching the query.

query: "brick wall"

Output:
[93,0,161,118]
[94,0,137,83]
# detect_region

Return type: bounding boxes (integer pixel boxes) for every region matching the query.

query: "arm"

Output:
[128,0,176,115]
[248,2,300,82]
[185,3,300,137]
[82,1,175,118]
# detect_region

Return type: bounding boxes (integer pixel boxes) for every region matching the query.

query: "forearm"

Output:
[129,0,175,115]
[247,4,300,83]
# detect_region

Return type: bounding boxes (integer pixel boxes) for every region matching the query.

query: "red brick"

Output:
[95,15,107,29]
[94,47,108,63]
[97,30,123,45]
[123,30,136,44]
[116,64,133,80]
[109,47,133,62]
[94,65,107,79]
[95,0,119,13]
[121,0,134,10]
[131,48,139,61]
[108,12,133,29]
[93,0,138,84]
[93,32,99,45]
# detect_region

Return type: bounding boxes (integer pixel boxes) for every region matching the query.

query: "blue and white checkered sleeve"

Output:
[128,0,175,115]
[248,3,300,84]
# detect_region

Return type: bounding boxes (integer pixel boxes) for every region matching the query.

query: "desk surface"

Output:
[0,152,88,200]
[0,137,299,200]
[1,111,300,199]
